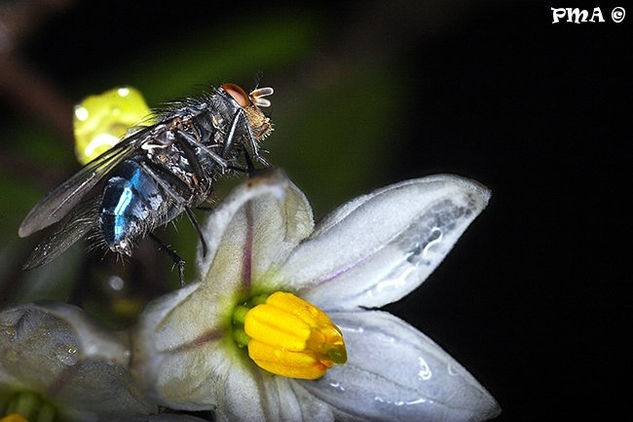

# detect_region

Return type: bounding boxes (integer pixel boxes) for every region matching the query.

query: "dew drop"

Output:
[329,381,346,392]
[417,356,432,380]
[421,227,443,258]
[447,362,461,376]
[55,344,79,366]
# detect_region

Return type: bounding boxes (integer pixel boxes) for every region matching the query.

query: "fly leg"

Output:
[140,162,211,263]
[175,130,249,173]
[139,162,196,286]
[244,149,255,175]
[177,129,230,168]
[222,109,270,167]
[185,207,208,257]
[149,233,185,286]
[140,162,191,203]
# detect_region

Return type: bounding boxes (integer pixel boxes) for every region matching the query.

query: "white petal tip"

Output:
[422,173,491,207]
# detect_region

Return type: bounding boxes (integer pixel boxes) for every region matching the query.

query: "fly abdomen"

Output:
[99,160,163,255]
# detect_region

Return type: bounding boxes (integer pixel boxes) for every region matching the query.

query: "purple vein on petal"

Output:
[295,251,373,295]
[295,229,402,295]
[170,328,224,353]
[242,201,254,290]
[47,365,77,398]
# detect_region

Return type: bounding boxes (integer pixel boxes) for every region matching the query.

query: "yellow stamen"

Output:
[0,414,28,422]
[243,292,347,380]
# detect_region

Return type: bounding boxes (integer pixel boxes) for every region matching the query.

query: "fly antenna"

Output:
[249,87,274,107]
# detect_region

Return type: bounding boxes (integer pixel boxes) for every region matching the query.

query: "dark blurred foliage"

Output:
[1,1,631,420]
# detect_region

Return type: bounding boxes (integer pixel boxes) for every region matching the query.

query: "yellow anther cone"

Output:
[244,292,347,380]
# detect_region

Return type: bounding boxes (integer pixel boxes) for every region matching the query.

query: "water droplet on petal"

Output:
[421,227,443,258]
[329,381,346,391]
[55,344,79,366]
[417,356,432,380]
[447,362,461,376]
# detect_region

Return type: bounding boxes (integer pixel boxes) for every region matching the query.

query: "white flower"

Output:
[133,170,500,421]
[0,303,207,422]
[0,303,153,421]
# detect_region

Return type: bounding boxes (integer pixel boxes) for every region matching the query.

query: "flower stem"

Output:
[2,392,56,422]
[11,392,38,420]
[36,403,56,422]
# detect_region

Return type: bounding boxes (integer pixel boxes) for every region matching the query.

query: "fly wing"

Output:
[22,195,99,270]
[19,129,152,237]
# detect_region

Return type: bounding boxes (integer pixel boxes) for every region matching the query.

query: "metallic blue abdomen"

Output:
[99,160,163,254]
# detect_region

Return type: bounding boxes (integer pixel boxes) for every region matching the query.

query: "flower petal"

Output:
[133,287,268,415]
[299,311,500,422]
[136,171,314,355]
[32,302,129,363]
[0,304,155,420]
[135,332,268,414]
[135,298,334,420]
[134,329,322,422]
[138,416,211,422]
[278,175,490,310]
[214,369,334,421]
[132,281,217,374]
[198,169,313,291]
[289,382,335,422]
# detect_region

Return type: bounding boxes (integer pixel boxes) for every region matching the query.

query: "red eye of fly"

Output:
[221,83,250,107]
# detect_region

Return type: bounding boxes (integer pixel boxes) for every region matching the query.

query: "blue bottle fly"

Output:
[19,83,274,282]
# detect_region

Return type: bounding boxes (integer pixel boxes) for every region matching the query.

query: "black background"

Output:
[1,1,631,421]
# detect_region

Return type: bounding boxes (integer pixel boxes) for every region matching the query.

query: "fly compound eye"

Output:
[221,83,250,107]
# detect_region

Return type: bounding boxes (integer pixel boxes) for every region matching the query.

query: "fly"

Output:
[18,83,274,284]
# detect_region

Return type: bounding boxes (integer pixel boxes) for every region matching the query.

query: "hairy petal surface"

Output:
[279,175,490,310]
[288,382,335,422]
[136,326,324,422]
[299,311,500,422]
[197,169,313,291]
[0,304,155,421]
